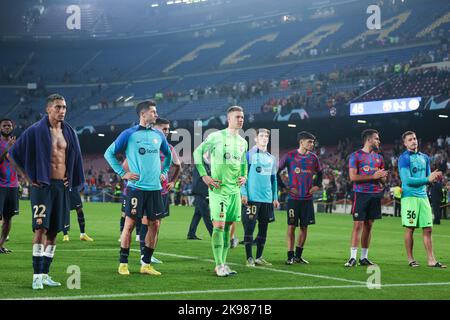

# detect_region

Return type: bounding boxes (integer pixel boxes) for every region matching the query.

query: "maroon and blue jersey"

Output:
[160,144,180,195]
[279,150,322,201]
[348,149,385,194]
[0,139,19,188]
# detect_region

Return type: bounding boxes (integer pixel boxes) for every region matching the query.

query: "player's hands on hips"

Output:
[373,169,388,180]
[241,196,248,205]
[160,174,166,183]
[309,186,320,194]
[167,181,175,191]
[63,177,69,187]
[202,176,221,190]
[237,176,246,187]
[273,200,280,208]
[122,172,139,181]
[428,170,443,183]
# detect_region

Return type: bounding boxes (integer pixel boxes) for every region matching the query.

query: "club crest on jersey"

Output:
[294,167,301,174]
[224,153,231,160]
[362,165,370,172]
[256,166,262,173]
[153,138,158,144]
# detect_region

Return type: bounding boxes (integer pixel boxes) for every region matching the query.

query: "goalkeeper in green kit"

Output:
[193,106,248,277]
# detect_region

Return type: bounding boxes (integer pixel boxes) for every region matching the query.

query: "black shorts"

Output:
[31,180,70,233]
[121,197,126,213]
[125,188,167,221]
[0,187,19,220]
[287,199,315,227]
[69,189,83,211]
[162,193,170,216]
[242,201,275,225]
[351,192,382,221]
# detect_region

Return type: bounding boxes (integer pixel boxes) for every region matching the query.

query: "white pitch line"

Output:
[11,248,364,284]
[5,282,450,300]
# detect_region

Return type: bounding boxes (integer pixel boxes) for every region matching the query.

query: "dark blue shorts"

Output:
[242,201,275,225]
[351,192,382,221]
[287,199,315,227]
[0,187,19,220]
[31,180,70,233]
[125,188,167,221]
[69,189,83,211]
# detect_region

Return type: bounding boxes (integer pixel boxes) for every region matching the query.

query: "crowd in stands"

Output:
[357,66,450,103]
[16,134,449,212]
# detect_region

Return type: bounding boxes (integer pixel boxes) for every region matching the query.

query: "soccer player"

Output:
[138,117,181,264]
[398,131,446,268]
[278,131,322,265]
[9,94,85,289]
[241,128,279,267]
[62,188,94,242]
[0,118,19,254]
[104,100,171,276]
[193,106,248,277]
[345,129,387,267]
[187,162,213,240]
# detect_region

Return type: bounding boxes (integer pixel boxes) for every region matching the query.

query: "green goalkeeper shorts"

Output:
[401,197,433,228]
[209,191,241,223]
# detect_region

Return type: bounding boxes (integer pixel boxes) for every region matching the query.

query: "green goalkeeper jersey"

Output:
[193,129,248,196]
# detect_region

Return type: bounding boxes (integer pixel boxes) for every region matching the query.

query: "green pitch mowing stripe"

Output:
[0,201,449,300]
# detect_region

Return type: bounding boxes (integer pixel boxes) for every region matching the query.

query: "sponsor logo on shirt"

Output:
[138,148,159,155]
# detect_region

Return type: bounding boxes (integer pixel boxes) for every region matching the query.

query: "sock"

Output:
[287,251,294,259]
[255,223,268,259]
[119,247,130,264]
[211,228,224,267]
[32,244,44,274]
[42,245,56,274]
[139,225,148,257]
[222,224,231,265]
[119,216,125,233]
[142,246,154,265]
[361,248,368,260]
[350,247,358,260]
[295,246,303,259]
[77,210,86,234]
[244,234,253,259]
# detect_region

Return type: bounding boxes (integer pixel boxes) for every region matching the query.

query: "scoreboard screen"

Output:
[350,97,421,116]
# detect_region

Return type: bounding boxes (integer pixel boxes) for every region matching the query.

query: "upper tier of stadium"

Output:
[1,0,449,128]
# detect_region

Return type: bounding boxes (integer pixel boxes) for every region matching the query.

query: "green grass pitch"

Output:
[1,200,449,300]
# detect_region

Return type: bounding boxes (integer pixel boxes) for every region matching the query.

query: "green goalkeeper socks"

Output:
[211,227,224,266]
[222,224,231,264]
